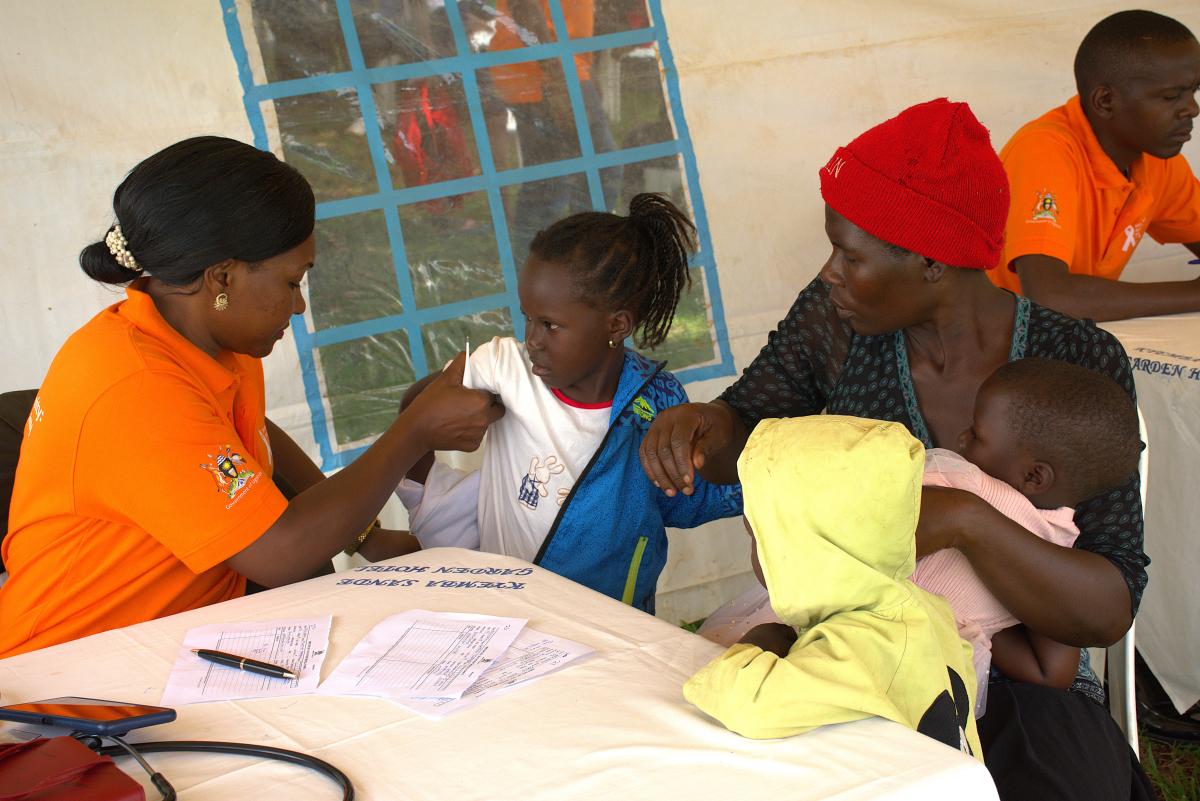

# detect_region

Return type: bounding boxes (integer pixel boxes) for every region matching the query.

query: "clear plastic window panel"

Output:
[586,44,674,154]
[268,90,377,202]
[466,1,557,53]
[421,308,516,373]
[309,211,403,331]
[466,1,652,49]
[602,153,686,215]
[373,75,482,190]
[229,0,728,466]
[480,58,581,170]
[248,0,350,82]
[585,0,653,38]
[398,191,506,309]
[317,331,415,446]
[500,172,592,268]
[351,0,457,67]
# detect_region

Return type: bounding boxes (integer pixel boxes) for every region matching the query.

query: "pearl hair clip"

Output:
[105,224,143,273]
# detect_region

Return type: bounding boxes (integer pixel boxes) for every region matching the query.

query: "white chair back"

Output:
[1105,406,1147,758]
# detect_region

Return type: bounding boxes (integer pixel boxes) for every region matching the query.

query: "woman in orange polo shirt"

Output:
[0,137,504,657]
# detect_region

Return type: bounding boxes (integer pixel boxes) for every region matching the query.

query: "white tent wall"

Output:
[2,1,1197,625]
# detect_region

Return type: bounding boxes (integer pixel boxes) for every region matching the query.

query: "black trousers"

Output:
[979,681,1158,801]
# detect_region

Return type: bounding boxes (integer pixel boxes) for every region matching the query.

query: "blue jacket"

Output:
[534,350,743,613]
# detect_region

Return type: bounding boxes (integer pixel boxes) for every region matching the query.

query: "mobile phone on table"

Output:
[0,696,176,736]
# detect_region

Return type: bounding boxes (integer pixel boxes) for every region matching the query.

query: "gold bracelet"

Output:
[344,518,380,556]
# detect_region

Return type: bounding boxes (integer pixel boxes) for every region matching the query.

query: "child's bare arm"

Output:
[991,624,1079,689]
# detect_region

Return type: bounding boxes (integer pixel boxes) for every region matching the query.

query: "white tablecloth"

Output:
[1104,314,1200,713]
[0,548,996,800]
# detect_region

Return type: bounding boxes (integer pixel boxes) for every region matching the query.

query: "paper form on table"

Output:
[318,609,525,702]
[160,616,330,705]
[401,627,593,718]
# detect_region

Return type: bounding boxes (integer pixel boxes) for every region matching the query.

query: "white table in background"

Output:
[0,548,996,800]
[1104,313,1200,713]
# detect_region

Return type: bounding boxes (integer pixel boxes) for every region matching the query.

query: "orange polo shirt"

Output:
[992,95,1200,294]
[0,281,286,657]
[489,0,595,105]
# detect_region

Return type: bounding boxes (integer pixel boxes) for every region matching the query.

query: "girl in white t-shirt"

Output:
[397,194,743,611]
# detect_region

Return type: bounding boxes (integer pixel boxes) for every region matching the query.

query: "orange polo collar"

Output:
[116,279,241,397]
[1064,95,1148,191]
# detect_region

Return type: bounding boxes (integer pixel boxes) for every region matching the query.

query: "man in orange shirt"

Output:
[992,10,1200,321]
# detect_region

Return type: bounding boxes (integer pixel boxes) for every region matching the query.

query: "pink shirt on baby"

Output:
[915,449,1079,711]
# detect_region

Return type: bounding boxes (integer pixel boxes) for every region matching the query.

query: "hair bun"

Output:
[79,239,140,285]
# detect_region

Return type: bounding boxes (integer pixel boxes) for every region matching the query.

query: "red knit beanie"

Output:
[818,99,1009,270]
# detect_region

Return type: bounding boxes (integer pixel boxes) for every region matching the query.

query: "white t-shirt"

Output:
[466,336,611,562]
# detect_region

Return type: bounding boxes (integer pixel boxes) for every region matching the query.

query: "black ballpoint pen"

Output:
[192,648,298,680]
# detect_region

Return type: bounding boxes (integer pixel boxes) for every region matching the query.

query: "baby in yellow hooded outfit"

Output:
[683,416,982,759]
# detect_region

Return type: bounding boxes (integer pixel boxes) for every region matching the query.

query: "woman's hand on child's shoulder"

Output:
[739,622,798,657]
[640,402,739,495]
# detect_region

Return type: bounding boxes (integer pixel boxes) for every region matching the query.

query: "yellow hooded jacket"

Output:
[683,416,982,759]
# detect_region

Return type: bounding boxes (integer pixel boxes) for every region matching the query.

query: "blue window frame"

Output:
[221,0,732,470]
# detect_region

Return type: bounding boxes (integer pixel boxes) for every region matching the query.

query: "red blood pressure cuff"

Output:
[0,737,143,801]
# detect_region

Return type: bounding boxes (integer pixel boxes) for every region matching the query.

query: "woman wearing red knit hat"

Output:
[642,99,1151,800]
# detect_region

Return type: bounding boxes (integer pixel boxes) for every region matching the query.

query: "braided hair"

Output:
[527,193,696,349]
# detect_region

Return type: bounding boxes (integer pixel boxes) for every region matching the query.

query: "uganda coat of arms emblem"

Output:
[1030,189,1059,224]
[200,445,255,500]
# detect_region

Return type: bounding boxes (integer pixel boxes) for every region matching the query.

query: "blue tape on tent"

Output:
[220,0,734,470]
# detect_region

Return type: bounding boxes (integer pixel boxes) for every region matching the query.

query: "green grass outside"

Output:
[1143,736,1200,801]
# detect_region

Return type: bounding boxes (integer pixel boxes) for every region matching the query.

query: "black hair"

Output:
[528,193,696,349]
[80,136,315,286]
[987,358,1141,503]
[1074,10,1197,96]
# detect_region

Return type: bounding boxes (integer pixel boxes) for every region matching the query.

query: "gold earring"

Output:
[213,292,230,312]
[608,339,617,349]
